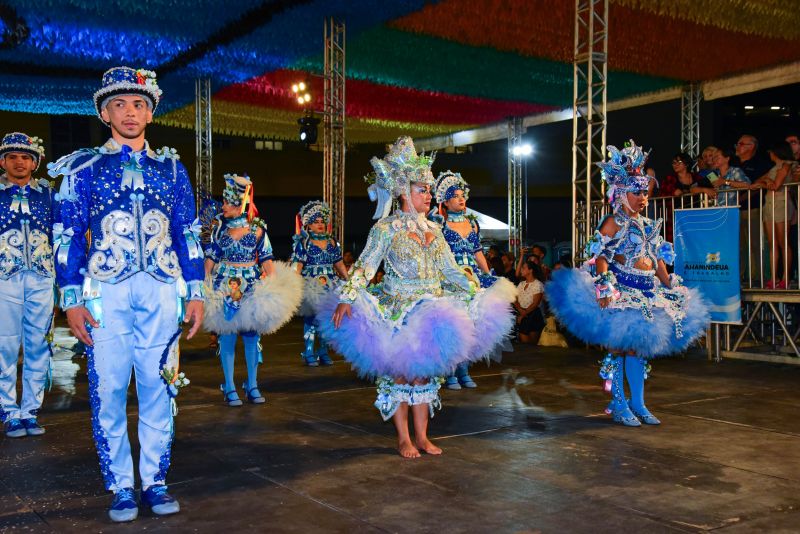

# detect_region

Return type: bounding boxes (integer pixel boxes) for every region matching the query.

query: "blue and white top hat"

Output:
[94,66,162,120]
[434,170,469,205]
[223,173,252,207]
[0,132,45,170]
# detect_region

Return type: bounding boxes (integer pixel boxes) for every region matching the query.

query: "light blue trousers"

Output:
[86,273,177,492]
[0,271,53,421]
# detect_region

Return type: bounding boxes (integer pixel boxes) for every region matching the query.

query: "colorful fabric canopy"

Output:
[1,0,798,142]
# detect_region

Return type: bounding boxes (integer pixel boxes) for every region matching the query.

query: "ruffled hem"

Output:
[204,261,303,335]
[316,289,478,379]
[297,275,335,317]
[545,267,709,358]
[467,276,517,361]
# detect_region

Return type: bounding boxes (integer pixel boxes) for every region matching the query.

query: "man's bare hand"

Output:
[66,306,99,346]
[184,300,204,339]
[332,303,352,329]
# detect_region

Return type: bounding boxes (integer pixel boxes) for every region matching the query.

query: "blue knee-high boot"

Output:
[625,356,660,425]
[242,333,265,404]
[600,354,640,427]
[315,333,333,366]
[301,317,319,367]
[455,362,476,388]
[218,334,242,406]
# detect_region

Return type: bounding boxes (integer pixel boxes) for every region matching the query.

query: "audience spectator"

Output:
[530,244,551,280]
[713,147,750,206]
[513,260,545,344]
[645,167,658,197]
[489,255,505,278]
[658,152,714,197]
[699,146,720,183]
[786,132,800,181]
[501,252,518,284]
[736,134,773,281]
[342,250,355,270]
[752,141,798,289]
[486,245,502,262]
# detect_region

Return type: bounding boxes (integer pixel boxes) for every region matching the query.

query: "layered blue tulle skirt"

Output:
[545,267,709,358]
[316,278,517,379]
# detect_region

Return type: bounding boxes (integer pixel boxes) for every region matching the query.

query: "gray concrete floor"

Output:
[1,319,799,533]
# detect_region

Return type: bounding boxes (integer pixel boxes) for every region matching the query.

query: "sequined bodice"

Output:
[441,224,481,268]
[339,212,471,303]
[217,231,259,263]
[0,178,54,279]
[291,234,342,278]
[608,213,662,269]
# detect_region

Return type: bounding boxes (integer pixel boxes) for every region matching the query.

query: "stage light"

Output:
[771,106,781,110]
[298,82,306,91]
[304,93,311,102]
[297,96,305,105]
[297,115,320,145]
[512,144,533,157]
[291,84,298,93]
[744,105,754,110]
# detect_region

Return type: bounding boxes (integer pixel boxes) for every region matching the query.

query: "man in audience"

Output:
[735,134,772,282]
[786,133,800,180]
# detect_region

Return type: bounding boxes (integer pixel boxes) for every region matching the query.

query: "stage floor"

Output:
[1,319,799,533]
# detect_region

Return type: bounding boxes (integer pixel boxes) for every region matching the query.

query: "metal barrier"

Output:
[589,185,800,364]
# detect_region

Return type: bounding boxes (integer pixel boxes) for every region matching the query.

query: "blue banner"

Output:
[674,207,741,323]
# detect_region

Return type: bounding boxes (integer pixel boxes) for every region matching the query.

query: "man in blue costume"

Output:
[0,133,54,439]
[49,67,204,522]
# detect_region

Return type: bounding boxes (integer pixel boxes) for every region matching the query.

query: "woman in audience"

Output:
[514,260,545,344]
[713,147,750,207]
[752,141,798,289]
[659,152,715,198]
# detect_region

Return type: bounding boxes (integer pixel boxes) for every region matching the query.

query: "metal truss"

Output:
[507,117,524,259]
[680,84,701,159]
[195,78,213,207]
[572,0,608,263]
[323,18,346,245]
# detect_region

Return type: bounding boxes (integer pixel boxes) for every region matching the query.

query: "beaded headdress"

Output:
[223,173,258,219]
[0,132,45,170]
[434,170,469,205]
[596,140,651,210]
[94,66,162,121]
[298,200,331,227]
[367,136,435,219]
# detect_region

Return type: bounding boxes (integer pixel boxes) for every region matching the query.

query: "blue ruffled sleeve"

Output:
[290,233,308,265]
[204,217,223,262]
[168,160,204,285]
[256,223,274,264]
[54,167,91,308]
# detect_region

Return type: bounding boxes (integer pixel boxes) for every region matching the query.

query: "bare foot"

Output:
[415,438,442,455]
[398,439,421,458]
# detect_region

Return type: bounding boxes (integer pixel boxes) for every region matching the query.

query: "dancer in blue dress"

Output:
[431,171,515,390]
[546,141,710,427]
[203,174,302,406]
[291,201,347,366]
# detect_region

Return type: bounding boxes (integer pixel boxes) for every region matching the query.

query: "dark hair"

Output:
[558,254,572,268]
[716,147,734,160]
[531,244,546,256]
[490,256,504,275]
[767,140,794,162]
[672,152,694,167]
[524,260,544,281]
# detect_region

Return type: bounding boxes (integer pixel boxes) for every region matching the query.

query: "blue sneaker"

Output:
[109,487,138,522]
[141,485,180,516]
[4,419,26,438]
[21,418,45,436]
[445,376,461,391]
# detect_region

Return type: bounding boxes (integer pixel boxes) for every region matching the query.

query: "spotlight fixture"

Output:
[291,80,312,106]
[744,105,754,110]
[770,106,781,110]
[512,144,533,157]
[297,115,320,145]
